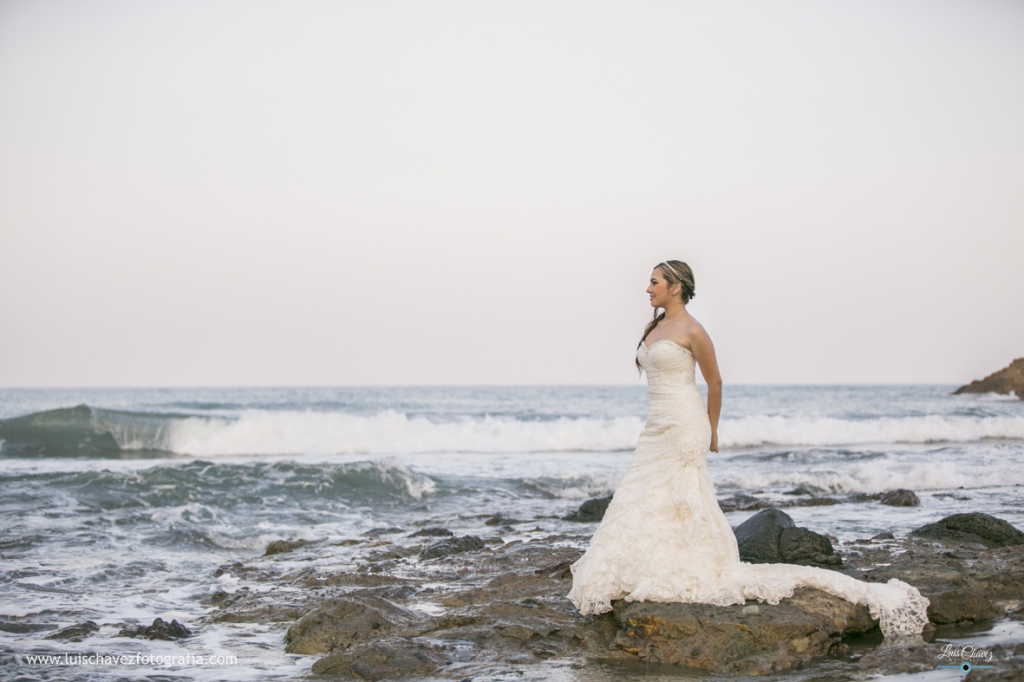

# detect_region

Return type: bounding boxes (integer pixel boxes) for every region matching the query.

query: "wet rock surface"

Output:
[192,510,1024,679]
[842,523,1024,627]
[880,489,921,507]
[419,535,485,560]
[408,527,454,538]
[563,495,612,522]
[117,617,191,640]
[911,512,1024,548]
[613,587,876,675]
[311,640,450,680]
[266,538,312,555]
[44,620,99,641]
[719,493,840,512]
[284,596,423,655]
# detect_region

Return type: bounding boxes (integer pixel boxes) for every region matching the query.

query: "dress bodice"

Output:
[637,340,710,452]
[638,339,697,387]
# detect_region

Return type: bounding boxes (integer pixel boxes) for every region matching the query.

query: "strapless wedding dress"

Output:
[567,339,929,638]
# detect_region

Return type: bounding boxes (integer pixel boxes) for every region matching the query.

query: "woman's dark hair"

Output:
[636,260,695,374]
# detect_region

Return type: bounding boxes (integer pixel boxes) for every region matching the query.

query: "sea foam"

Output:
[161,411,1024,456]
[3,405,1023,458]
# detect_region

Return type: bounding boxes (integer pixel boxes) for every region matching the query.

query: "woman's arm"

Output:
[690,326,723,452]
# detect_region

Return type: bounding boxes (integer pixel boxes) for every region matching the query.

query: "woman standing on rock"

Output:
[566,260,930,638]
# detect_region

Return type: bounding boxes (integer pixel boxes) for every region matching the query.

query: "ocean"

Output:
[1,385,1022,680]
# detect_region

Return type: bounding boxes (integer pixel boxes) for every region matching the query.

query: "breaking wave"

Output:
[1,405,1022,458]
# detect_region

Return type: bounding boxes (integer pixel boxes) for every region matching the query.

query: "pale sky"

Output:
[1,0,1022,387]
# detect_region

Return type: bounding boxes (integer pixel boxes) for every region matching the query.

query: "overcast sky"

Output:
[1,0,1021,387]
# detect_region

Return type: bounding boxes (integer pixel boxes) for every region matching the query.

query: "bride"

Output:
[567,260,930,638]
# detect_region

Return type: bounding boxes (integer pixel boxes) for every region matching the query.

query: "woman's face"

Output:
[646,268,679,308]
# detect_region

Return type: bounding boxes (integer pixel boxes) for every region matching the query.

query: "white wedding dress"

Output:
[567,339,930,638]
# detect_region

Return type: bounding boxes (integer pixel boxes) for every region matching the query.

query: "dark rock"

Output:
[534,560,574,579]
[720,494,838,512]
[793,497,840,507]
[933,492,971,501]
[361,527,404,537]
[311,639,449,679]
[212,561,268,579]
[779,527,842,566]
[301,571,415,590]
[719,494,772,512]
[408,527,453,538]
[734,510,839,567]
[45,621,98,641]
[283,596,421,655]
[563,495,612,522]
[117,618,191,640]
[925,588,1000,624]
[954,357,1024,400]
[849,540,1024,628]
[423,589,607,663]
[880,489,920,507]
[871,531,895,541]
[734,509,795,563]
[911,513,1024,548]
[419,535,485,560]
[612,587,876,675]
[265,539,310,556]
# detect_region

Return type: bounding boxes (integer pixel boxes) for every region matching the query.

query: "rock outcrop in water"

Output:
[45,621,99,641]
[880,489,921,506]
[954,357,1024,399]
[117,618,191,640]
[190,511,1024,679]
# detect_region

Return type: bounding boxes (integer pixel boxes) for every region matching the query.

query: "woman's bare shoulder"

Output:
[684,316,714,348]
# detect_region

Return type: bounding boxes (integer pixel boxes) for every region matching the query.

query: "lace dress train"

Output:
[566,340,929,638]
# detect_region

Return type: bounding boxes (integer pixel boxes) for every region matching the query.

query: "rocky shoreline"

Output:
[182,505,1024,680]
[38,504,1024,679]
[955,357,1024,400]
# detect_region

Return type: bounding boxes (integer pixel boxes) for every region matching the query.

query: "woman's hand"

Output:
[710,432,719,453]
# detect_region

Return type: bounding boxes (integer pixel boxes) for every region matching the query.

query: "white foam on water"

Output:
[162,410,645,456]
[108,410,1024,457]
[720,414,1024,447]
[716,450,1024,494]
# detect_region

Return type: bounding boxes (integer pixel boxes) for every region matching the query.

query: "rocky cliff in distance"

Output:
[954,357,1024,400]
